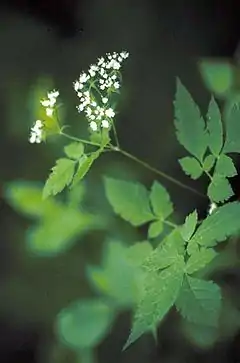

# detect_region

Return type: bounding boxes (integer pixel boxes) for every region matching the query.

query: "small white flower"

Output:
[91,101,97,107]
[29,120,43,144]
[102,97,108,104]
[120,51,129,59]
[101,119,109,128]
[90,121,98,131]
[113,81,120,89]
[100,84,105,90]
[105,108,115,118]
[77,104,84,112]
[111,74,117,80]
[40,99,51,107]
[77,92,82,97]
[89,114,96,120]
[79,72,89,83]
[74,81,80,91]
[48,90,59,99]
[46,107,53,117]
[97,57,104,66]
[86,107,92,116]
[209,202,217,215]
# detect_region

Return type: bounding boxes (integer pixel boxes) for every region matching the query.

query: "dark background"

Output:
[0,1,240,362]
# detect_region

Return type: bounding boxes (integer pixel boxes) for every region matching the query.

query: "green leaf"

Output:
[215,154,237,177]
[143,228,185,272]
[179,157,203,179]
[57,298,114,350]
[64,142,84,160]
[124,256,185,349]
[189,201,240,248]
[148,220,163,239]
[174,78,207,161]
[182,321,218,348]
[202,154,216,172]
[186,248,217,274]
[223,103,240,153]
[181,210,198,242]
[4,181,55,218]
[104,178,154,226]
[149,181,173,219]
[207,175,233,203]
[71,153,97,188]
[27,207,94,256]
[199,60,234,97]
[43,158,76,199]
[87,242,144,307]
[126,241,153,267]
[206,97,223,156]
[176,275,221,327]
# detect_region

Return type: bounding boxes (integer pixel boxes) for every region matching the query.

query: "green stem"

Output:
[112,121,120,148]
[60,131,102,147]
[111,146,206,199]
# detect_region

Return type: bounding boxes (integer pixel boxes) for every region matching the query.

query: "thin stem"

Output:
[163,219,178,229]
[112,121,120,148]
[60,131,102,147]
[111,146,206,199]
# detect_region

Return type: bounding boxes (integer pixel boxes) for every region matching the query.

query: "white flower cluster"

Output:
[208,202,217,215]
[40,90,59,117]
[29,120,44,144]
[73,51,129,132]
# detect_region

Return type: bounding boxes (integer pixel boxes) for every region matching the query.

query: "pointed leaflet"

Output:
[207,175,233,203]
[71,152,98,188]
[215,154,237,177]
[104,178,154,226]
[148,220,163,239]
[149,181,173,219]
[43,158,76,199]
[202,154,215,172]
[181,210,198,242]
[179,157,203,180]
[124,255,185,349]
[174,79,207,161]
[223,103,240,153]
[64,142,84,160]
[186,248,217,274]
[206,97,223,156]
[176,275,221,327]
[142,228,185,272]
[57,298,114,350]
[189,201,240,248]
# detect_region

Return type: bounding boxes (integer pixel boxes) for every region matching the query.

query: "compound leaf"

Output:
[149,181,173,219]
[176,275,221,327]
[124,256,185,349]
[179,156,203,179]
[186,248,217,274]
[174,79,207,161]
[57,298,114,350]
[104,178,153,226]
[206,97,223,156]
[64,142,84,160]
[189,201,240,248]
[43,158,76,199]
[207,175,233,203]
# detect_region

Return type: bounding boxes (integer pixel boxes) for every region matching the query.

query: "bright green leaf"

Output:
[189,201,240,248]
[27,207,94,256]
[179,157,203,179]
[174,78,207,161]
[199,60,234,97]
[202,154,216,172]
[43,158,76,199]
[181,210,198,242]
[186,248,217,274]
[57,298,114,350]
[223,103,240,153]
[207,175,233,203]
[64,142,84,160]
[143,229,185,272]
[149,181,173,219]
[4,181,55,218]
[215,154,237,177]
[206,97,223,156]
[148,220,163,239]
[124,256,185,349]
[126,241,153,267]
[176,275,221,327]
[71,153,97,188]
[104,178,154,226]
